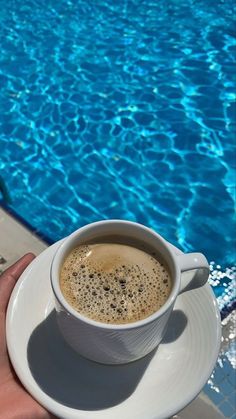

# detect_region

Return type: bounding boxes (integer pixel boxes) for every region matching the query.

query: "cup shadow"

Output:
[27,309,187,411]
[162,309,188,344]
[27,310,156,410]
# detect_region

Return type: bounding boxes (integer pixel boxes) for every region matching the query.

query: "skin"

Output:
[0,253,55,419]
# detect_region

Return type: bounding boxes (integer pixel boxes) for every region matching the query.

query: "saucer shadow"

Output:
[162,309,188,344]
[27,310,157,410]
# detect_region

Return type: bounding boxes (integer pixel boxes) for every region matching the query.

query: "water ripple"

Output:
[0,0,235,310]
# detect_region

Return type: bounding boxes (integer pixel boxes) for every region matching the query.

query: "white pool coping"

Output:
[0,207,48,270]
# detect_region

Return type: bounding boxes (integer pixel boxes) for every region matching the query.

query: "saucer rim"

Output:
[6,241,222,419]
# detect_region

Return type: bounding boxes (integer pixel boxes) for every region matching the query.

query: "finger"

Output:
[0,253,35,313]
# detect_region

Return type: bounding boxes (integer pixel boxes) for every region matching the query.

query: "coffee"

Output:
[59,242,172,324]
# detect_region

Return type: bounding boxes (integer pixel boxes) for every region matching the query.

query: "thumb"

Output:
[0,253,35,313]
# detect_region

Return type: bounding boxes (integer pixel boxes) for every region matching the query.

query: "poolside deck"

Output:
[0,207,47,271]
[0,206,232,418]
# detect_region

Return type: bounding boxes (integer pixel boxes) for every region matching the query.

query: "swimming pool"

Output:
[0,0,235,313]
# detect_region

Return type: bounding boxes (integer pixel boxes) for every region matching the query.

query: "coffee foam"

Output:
[59,243,172,324]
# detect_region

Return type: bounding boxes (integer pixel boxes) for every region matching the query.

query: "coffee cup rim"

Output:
[50,220,180,330]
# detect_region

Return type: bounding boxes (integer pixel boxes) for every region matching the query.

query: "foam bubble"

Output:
[60,243,172,324]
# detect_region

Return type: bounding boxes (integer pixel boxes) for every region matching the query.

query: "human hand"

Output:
[0,253,55,419]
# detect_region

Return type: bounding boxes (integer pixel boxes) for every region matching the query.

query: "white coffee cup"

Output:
[50,220,209,364]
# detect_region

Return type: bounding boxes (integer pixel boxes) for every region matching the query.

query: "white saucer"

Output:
[6,242,221,419]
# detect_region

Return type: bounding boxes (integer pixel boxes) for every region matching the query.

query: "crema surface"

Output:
[60,243,172,324]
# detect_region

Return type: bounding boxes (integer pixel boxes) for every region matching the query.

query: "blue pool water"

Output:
[0,0,235,311]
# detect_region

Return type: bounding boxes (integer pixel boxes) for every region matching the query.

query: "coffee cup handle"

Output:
[177,253,209,294]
